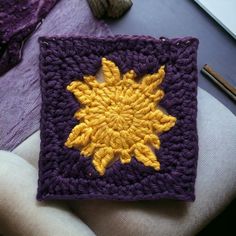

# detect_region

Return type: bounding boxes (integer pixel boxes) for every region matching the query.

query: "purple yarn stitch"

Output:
[37,35,199,201]
[0,0,59,76]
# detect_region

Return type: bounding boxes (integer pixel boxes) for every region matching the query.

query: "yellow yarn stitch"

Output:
[65,58,176,175]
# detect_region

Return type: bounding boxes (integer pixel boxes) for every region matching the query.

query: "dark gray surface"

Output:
[106,0,236,114]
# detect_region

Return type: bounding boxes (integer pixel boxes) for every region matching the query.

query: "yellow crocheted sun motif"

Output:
[65,58,176,175]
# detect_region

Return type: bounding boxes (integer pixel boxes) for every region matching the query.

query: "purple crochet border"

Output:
[37,35,199,201]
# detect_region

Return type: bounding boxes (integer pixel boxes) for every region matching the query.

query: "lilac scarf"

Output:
[0,0,111,150]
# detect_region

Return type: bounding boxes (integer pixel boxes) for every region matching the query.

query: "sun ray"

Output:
[81,142,96,157]
[93,147,114,175]
[65,58,176,175]
[134,144,160,170]
[141,66,165,87]
[65,123,92,148]
[102,58,121,85]
[152,110,177,132]
[149,89,165,102]
[67,81,93,105]
[140,66,165,95]
[144,134,161,149]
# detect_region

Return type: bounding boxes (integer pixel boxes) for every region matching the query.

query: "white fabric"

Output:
[0,87,235,236]
[0,151,95,236]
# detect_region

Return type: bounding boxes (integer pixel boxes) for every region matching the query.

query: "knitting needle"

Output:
[201,64,236,102]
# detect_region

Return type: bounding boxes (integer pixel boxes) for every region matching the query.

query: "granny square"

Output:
[37,35,199,201]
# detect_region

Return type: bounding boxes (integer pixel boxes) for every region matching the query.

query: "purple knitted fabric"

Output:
[0,0,59,76]
[0,0,111,151]
[38,35,199,201]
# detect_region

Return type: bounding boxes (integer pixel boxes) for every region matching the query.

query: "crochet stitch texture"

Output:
[65,59,176,175]
[38,35,199,201]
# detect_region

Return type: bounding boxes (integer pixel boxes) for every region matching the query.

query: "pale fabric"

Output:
[0,87,235,235]
[0,151,95,236]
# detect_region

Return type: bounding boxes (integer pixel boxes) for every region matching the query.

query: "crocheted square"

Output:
[38,35,199,201]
